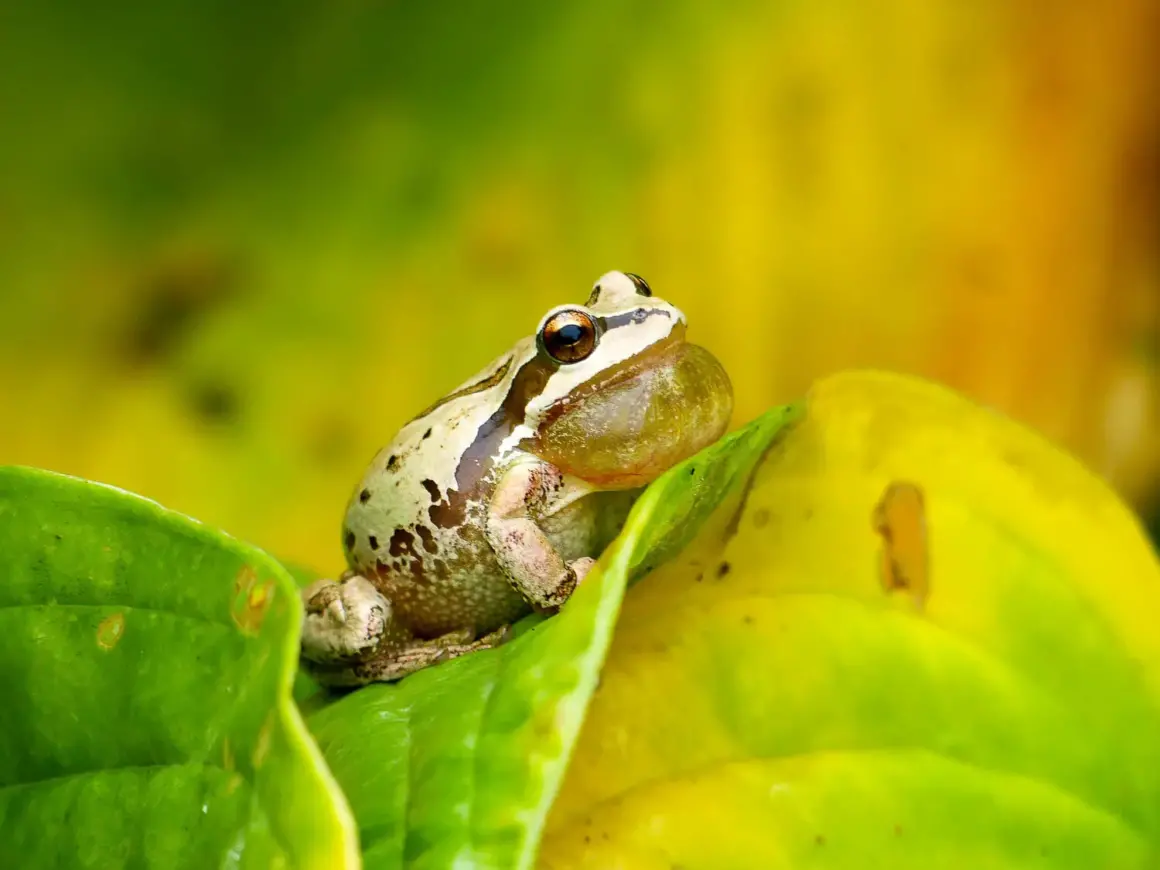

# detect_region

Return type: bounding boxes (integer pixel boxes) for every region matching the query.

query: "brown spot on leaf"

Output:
[872,481,929,609]
[96,612,125,650]
[231,565,274,634]
[252,713,273,769]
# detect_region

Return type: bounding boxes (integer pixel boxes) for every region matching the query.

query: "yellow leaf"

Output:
[542,370,1160,868]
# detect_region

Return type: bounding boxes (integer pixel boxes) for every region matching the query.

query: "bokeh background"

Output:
[2,0,1158,573]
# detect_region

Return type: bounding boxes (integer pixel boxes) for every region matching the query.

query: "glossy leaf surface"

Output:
[542,371,1160,868]
[0,468,358,869]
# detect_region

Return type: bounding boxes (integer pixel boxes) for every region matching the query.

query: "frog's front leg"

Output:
[486,458,596,611]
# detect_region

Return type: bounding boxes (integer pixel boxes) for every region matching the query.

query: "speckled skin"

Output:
[343,406,638,638]
[299,271,730,685]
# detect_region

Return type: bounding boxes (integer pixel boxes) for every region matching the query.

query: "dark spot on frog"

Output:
[416,524,438,553]
[386,454,398,470]
[752,507,771,528]
[583,835,591,844]
[695,571,704,582]
[387,527,430,585]
[359,488,371,504]
[430,499,459,528]
[894,824,903,836]
[421,479,441,502]
[344,530,355,551]
[742,614,754,625]
[423,427,433,440]
[814,834,825,846]
[54,533,62,541]
[368,535,379,550]
[388,528,415,558]
[716,561,731,578]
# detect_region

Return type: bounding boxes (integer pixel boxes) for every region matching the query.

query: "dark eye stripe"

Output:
[599,307,672,331]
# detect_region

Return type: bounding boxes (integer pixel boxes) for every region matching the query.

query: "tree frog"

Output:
[300,271,733,685]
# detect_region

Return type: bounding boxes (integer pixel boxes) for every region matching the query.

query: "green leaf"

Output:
[306,405,801,869]
[542,371,1160,868]
[0,467,358,869]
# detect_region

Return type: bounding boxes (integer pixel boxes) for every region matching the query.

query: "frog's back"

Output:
[340,348,535,636]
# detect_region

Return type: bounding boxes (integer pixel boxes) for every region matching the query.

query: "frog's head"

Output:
[520,271,734,489]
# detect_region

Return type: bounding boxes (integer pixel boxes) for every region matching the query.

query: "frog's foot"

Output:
[530,557,597,615]
[569,557,597,585]
[300,574,392,665]
[318,625,514,686]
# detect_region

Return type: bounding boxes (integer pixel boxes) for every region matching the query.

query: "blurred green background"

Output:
[1,0,1158,573]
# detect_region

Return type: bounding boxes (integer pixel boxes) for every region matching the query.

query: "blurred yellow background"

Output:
[1,0,1158,572]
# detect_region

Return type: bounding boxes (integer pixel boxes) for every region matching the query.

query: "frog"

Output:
[300,271,733,686]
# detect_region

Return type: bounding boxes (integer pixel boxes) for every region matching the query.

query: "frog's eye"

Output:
[623,272,652,297]
[539,309,599,364]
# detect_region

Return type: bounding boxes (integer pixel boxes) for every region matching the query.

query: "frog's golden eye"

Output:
[539,309,599,364]
[624,272,652,297]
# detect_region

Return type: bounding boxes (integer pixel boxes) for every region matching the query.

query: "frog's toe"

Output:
[301,575,391,664]
[568,556,597,586]
[480,624,513,647]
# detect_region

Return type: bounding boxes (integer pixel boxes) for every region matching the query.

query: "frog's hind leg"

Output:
[301,573,399,664]
[328,625,513,685]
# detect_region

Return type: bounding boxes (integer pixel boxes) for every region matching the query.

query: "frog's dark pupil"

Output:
[556,323,584,345]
